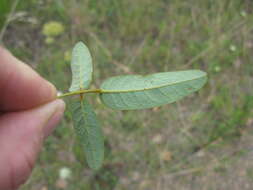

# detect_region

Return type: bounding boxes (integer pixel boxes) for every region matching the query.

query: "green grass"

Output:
[2,0,253,189]
[0,0,11,27]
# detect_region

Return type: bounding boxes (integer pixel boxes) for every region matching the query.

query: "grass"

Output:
[1,0,253,189]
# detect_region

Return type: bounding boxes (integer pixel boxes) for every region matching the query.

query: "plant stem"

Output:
[57,89,102,98]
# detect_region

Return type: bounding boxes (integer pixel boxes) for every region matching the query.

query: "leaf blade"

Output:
[100,70,207,110]
[69,41,93,92]
[70,98,104,170]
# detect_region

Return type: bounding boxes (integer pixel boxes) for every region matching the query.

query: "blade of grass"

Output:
[0,0,20,44]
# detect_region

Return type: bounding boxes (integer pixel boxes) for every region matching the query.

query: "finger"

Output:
[0,99,65,190]
[0,47,57,111]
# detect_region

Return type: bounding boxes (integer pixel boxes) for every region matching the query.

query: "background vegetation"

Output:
[1,0,253,189]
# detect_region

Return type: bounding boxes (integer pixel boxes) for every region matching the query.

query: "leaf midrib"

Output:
[76,46,84,90]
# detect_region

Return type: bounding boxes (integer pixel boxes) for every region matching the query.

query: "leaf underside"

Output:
[69,41,93,92]
[100,70,207,110]
[70,98,104,170]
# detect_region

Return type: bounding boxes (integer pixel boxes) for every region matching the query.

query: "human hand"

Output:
[0,47,65,189]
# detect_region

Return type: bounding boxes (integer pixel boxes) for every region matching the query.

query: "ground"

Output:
[1,0,253,189]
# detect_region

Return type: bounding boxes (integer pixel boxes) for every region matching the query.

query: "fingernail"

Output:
[42,99,66,138]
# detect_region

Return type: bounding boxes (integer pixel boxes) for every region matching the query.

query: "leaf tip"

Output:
[74,41,90,51]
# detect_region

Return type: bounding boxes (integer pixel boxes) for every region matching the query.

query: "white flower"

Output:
[229,45,236,52]
[59,167,72,179]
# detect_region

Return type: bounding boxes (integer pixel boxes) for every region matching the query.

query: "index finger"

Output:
[0,47,57,111]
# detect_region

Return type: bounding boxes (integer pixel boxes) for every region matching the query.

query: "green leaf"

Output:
[69,41,93,92]
[100,70,207,110]
[70,98,104,170]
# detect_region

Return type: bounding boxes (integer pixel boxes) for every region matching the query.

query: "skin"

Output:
[0,47,65,190]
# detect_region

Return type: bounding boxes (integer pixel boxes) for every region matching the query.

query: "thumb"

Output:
[0,99,65,190]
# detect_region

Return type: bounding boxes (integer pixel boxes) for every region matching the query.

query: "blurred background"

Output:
[1,0,253,189]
